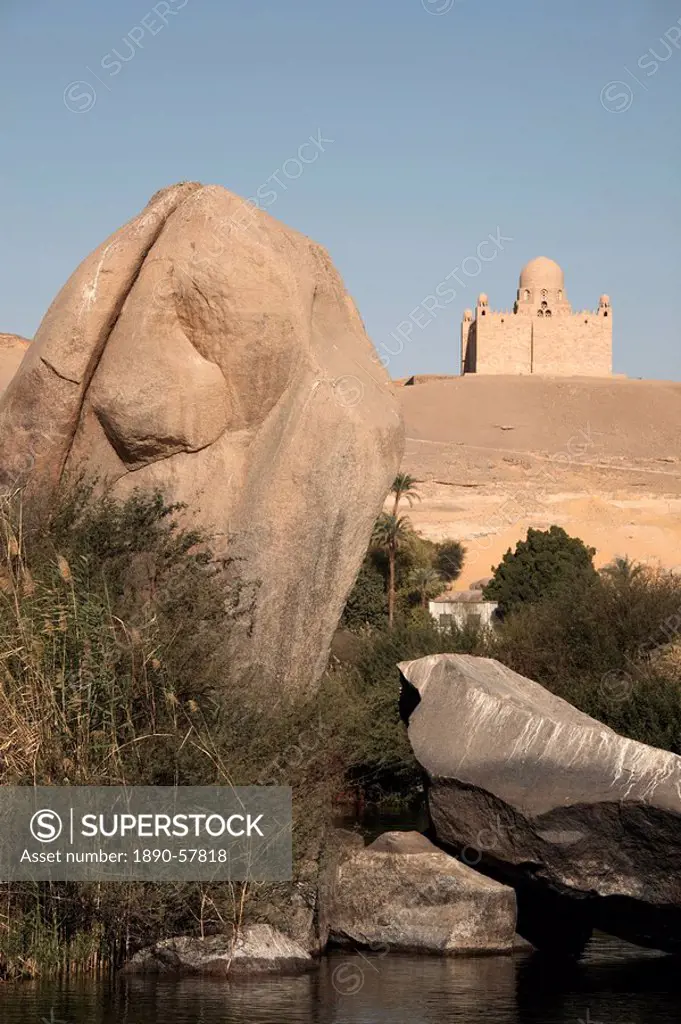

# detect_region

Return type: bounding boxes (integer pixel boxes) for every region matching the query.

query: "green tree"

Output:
[434,539,466,583]
[341,558,387,630]
[408,566,443,609]
[372,513,412,627]
[393,532,436,596]
[390,473,420,515]
[483,525,598,618]
[600,555,645,583]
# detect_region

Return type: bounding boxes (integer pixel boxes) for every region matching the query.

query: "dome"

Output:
[477,293,488,304]
[519,257,564,290]
[600,294,610,304]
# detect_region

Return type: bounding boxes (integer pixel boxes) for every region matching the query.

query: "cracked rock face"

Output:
[0,183,403,694]
[399,654,681,955]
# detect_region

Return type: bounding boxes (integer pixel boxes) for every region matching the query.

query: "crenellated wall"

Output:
[463,307,612,376]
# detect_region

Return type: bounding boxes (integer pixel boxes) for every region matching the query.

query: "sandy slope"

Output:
[397,376,681,587]
[0,335,29,393]
[1,348,678,588]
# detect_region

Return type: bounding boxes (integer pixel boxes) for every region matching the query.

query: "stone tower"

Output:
[461,257,612,376]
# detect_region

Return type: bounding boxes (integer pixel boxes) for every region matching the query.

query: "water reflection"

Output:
[1,938,678,1024]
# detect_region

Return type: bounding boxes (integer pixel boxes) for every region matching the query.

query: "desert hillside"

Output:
[2,343,679,590]
[0,335,29,393]
[397,375,681,587]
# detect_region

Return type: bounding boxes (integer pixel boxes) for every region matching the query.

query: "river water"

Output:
[2,936,677,1024]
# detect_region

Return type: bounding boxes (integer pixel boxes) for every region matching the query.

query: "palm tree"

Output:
[390,473,420,516]
[409,566,443,609]
[601,556,645,583]
[372,513,411,627]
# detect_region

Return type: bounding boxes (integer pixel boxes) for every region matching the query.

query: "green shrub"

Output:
[483,525,598,617]
[489,562,681,751]
[434,540,466,583]
[341,558,387,630]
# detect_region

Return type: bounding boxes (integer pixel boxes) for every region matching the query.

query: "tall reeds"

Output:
[0,481,357,977]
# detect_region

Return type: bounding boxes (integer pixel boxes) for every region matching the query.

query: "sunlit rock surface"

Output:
[327,830,517,955]
[121,925,313,976]
[400,654,681,955]
[0,183,403,694]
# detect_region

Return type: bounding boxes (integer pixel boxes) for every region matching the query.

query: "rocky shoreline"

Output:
[124,652,681,976]
[122,829,522,977]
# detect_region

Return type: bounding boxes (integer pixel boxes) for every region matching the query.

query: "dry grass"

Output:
[0,481,360,978]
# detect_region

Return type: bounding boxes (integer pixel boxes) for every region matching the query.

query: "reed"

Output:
[0,481,357,977]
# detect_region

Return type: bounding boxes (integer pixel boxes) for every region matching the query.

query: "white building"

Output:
[429,584,498,630]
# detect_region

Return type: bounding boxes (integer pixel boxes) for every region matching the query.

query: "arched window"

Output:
[541,289,548,299]
[541,300,548,309]
[524,289,530,301]
[545,309,552,317]
[537,310,544,317]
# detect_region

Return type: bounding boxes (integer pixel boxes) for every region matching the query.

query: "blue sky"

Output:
[1,0,679,379]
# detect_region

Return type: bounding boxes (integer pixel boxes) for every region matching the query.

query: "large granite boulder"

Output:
[327,830,516,955]
[399,654,681,955]
[0,183,403,693]
[0,334,29,395]
[121,924,313,976]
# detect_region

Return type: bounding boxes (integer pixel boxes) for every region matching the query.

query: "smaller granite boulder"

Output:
[327,830,516,955]
[120,924,313,976]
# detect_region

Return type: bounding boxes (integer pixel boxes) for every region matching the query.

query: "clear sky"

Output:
[1,0,680,380]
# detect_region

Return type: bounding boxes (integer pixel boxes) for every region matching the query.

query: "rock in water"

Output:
[327,830,516,955]
[0,183,403,693]
[399,654,681,955]
[0,334,29,395]
[121,924,313,976]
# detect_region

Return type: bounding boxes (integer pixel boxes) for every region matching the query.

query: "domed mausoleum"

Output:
[461,258,612,376]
